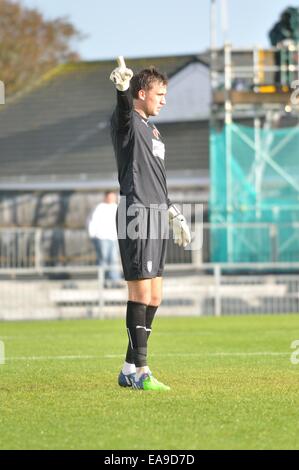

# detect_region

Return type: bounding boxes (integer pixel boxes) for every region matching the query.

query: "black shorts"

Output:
[117,205,168,281]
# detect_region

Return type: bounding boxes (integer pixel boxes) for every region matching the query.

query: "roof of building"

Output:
[0,55,209,190]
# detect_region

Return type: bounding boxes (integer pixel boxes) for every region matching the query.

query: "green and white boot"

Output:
[132,373,170,391]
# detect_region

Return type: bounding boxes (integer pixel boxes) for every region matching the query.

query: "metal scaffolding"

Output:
[209,41,299,262]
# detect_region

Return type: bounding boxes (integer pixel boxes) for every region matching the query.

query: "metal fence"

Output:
[0,227,193,269]
[0,222,294,269]
[1,263,299,320]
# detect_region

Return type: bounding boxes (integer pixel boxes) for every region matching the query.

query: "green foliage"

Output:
[0,0,83,95]
[269,6,299,45]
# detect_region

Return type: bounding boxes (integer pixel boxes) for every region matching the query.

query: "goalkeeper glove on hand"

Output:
[168,205,192,248]
[110,64,133,91]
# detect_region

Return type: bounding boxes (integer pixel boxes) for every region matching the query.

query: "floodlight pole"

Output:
[210,0,218,90]
[210,0,217,51]
[210,1,233,261]
[224,43,233,262]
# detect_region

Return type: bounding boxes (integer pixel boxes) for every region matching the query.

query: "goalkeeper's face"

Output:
[141,81,167,117]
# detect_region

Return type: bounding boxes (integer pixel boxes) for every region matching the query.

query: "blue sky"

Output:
[20,0,298,60]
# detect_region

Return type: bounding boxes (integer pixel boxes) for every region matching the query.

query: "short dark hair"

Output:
[130,66,168,99]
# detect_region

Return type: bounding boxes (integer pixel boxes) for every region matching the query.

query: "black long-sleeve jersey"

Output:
[110,89,171,208]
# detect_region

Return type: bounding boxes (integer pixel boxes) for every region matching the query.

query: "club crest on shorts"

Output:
[147,260,153,272]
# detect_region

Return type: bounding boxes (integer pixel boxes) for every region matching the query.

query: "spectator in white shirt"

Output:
[88,191,121,284]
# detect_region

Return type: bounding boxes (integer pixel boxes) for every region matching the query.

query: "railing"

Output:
[211,45,299,91]
[1,263,299,320]
[0,227,192,269]
[0,223,298,269]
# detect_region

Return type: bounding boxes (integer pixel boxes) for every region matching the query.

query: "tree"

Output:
[269,7,299,46]
[0,0,83,95]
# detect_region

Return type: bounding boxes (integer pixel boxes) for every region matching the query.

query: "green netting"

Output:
[210,123,299,262]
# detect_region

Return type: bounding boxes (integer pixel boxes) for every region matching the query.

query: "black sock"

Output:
[125,301,147,367]
[125,304,158,365]
[146,305,158,340]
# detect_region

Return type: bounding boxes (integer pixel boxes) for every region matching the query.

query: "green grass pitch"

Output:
[0,314,299,450]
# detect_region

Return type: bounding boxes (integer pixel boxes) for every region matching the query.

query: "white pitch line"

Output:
[4,352,290,362]
[6,355,99,361]
[105,352,289,358]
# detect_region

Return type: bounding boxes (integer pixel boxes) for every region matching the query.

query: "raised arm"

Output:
[110,56,133,91]
[110,56,134,130]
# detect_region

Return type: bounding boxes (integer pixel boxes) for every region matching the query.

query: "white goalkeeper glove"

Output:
[110,56,133,91]
[168,205,191,248]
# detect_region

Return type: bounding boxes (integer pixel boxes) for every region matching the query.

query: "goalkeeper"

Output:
[110,58,191,391]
